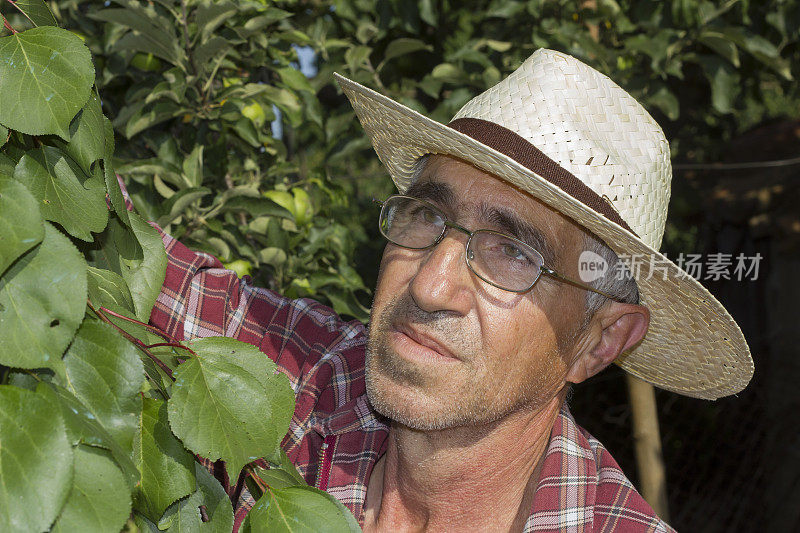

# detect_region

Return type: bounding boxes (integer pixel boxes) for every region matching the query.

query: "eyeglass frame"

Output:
[374,195,622,301]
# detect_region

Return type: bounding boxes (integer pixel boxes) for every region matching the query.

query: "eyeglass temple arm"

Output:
[539,267,623,302]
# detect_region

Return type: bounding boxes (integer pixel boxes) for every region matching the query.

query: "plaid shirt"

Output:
[150,230,674,533]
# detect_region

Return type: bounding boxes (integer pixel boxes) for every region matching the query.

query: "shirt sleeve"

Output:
[148,227,368,391]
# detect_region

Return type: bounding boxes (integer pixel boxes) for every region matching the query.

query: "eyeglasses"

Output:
[376,195,620,299]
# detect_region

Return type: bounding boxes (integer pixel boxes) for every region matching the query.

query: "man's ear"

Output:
[565,302,650,384]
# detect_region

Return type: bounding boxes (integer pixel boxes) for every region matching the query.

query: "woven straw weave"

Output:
[336,49,753,399]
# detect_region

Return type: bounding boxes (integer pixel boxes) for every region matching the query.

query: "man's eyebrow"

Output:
[403,181,558,266]
[405,180,456,209]
[479,204,558,266]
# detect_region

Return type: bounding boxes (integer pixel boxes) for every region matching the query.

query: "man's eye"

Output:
[502,243,525,260]
[419,207,443,225]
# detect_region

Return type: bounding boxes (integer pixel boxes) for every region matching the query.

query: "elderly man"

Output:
[150,49,753,531]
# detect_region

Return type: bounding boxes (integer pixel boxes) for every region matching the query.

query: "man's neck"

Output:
[362,395,564,532]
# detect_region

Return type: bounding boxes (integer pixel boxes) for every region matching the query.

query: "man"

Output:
[150,49,753,531]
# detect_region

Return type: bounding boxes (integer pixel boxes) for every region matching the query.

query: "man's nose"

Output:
[408,234,473,315]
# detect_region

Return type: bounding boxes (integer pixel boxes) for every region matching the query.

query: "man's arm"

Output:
[149,227,368,389]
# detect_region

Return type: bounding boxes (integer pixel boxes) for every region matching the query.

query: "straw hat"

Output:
[335,49,754,400]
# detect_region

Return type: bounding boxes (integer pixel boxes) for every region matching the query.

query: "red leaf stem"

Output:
[146,342,198,358]
[2,14,18,34]
[88,301,175,380]
[98,306,182,344]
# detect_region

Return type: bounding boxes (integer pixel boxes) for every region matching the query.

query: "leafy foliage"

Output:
[0,2,358,531]
[56,0,372,320]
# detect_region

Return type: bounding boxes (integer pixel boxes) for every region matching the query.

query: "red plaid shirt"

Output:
[150,231,674,532]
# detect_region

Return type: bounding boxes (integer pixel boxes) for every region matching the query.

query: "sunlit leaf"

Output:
[51,445,132,533]
[0,27,94,137]
[0,176,44,275]
[0,385,73,533]
[87,266,136,314]
[695,55,739,114]
[380,38,431,66]
[241,485,360,533]
[60,320,144,453]
[0,223,86,369]
[38,382,140,489]
[89,214,167,321]
[62,92,112,173]
[167,337,294,479]
[147,463,233,533]
[92,8,182,65]
[14,145,108,241]
[133,397,197,523]
[9,0,58,28]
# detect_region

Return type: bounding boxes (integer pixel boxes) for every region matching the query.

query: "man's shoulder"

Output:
[527,406,675,532]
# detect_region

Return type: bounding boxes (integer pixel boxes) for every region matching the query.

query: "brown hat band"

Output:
[447,117,636,236]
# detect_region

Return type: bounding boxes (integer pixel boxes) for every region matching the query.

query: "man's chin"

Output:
[365,365,503,431]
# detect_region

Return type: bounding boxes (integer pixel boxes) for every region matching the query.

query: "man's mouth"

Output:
[390,323,460,363]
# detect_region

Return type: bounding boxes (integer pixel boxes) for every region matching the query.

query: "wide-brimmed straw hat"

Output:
[335,48,753,400]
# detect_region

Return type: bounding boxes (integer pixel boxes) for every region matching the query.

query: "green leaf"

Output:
[0,385,73,533]
[9,0,58,28]
[134,397,197,523]
[0,153,14,177]
[262,86,303,127]
[698,31,739,67]
[0,223,86,369]
[0,176,44,275]
[194,37,231,73]
[157,187,211,226]
[90,214,167,321]
[61,320,145,453]
[14,145,108,241]
[241,485,360,533]
[92,8,181,65]
[381,38,432,65]
[238,9,292,34]
[182,144,204,187]
[104,159,131,227]
[715,27,793,80]
[267,449,306,485]
[418,0,437,26]
[485,39,512,52]
[221,196,293,219]
[251,450,307,490]
[0,124,8,148]
[646,85,680,120]
[127,213,168,320]
[167,337,294,479]
[153,463,234,532]
[124,101,183,138]
[195,0,239,41]
[39,382,140,489]
[62,92,111,174]
[51,445,132,533]
[0,27,94,138]
[695,55,739,114]
[87,266,137,314]
[233,117,261,147]
[277,66,314,93]
[431,63,464,83]
[344,45,372,73]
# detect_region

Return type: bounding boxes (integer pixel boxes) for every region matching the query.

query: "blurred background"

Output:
[4,0,797,529]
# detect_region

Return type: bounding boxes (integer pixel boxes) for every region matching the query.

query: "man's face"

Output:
[366,155,590,430]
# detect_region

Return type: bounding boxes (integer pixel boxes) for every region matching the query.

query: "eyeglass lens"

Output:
[379,196,545,292]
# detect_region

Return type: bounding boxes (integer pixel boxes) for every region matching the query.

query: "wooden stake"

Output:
[626,374,670,521]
